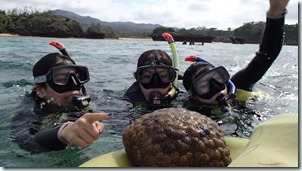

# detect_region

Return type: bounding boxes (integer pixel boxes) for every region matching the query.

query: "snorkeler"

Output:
[182,0,289,116]
[123,49,179,109]
[11,42,112,153]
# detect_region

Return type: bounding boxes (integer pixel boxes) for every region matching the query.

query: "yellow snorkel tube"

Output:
[162,33,179,99]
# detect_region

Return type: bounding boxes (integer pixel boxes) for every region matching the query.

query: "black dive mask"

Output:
[47,72,82,93]
[198,78,226,99]
[135,65,177,89]
[192,66,229,99]
[34,64,90,93]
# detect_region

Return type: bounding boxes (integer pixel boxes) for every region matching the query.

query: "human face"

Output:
[34,64,89,94]
[40,84,83,106]
[192,86,228,105]
[192,66,230,99]
[135,65,176,89]
[35,59,85,106]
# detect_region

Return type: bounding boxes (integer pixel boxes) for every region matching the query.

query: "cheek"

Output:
[36,90,45,99]
[221,87,228,95]
[158,86,170,94]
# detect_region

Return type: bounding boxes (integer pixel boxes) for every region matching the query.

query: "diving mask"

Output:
[192,66,230,99]
[34,63,90,93]
[135,65,177,89]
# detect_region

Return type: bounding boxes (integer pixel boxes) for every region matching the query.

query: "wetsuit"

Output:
[231,14,285,91]
[10,92,91,153]
[184,14,285,117]
[123,82,146,105]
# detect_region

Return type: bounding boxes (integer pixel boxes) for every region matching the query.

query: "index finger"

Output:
[84,112,113,123]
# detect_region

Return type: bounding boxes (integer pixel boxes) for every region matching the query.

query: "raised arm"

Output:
[231,0,289,91]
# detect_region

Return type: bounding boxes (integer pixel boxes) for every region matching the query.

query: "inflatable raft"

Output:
[80,113,298,167]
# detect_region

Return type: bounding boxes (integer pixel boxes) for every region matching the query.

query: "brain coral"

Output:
[123,108,232,167]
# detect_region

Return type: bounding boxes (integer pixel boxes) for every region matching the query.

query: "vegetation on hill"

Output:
[0,7,298,45]
[150,23,298,45]
[0,8,105,38]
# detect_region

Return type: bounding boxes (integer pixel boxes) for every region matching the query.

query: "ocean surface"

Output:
[0,36,298,167]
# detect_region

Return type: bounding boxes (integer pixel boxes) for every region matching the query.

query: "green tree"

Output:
[233,21,265,43]
[152,26,175,34]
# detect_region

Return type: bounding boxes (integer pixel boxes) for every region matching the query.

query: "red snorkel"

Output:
[49,40,70,57]
[184,55,198,62]
[48,40,91,109]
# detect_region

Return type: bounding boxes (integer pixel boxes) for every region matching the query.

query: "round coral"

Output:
[123,108,232,167]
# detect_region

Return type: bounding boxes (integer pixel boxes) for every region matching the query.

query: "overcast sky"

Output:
[0,0,299,30]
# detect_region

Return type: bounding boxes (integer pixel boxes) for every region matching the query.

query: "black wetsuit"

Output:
[231,15,285,91]
[124,15,285,112]
[123,82,146,105]
[183,15,286,137]
[10,93,91,153]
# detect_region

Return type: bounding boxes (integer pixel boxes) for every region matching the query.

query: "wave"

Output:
[1,79,33,88]
[0,60,33,70]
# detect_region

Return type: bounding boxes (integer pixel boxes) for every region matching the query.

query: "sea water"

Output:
[0,37,298,167]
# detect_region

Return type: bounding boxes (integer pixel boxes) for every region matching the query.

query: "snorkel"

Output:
[144,33,179,108]
[162,33,179,99]
[49,40,91,109]
[49,40,70,57]
[185,55,236,106]
[146,33,179,108]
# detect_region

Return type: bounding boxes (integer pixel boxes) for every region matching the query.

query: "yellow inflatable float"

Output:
[80,113,298,167]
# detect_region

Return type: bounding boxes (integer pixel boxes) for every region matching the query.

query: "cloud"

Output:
[0,0,299,30]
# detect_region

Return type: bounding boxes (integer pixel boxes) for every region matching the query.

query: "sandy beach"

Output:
[0,33,20,37]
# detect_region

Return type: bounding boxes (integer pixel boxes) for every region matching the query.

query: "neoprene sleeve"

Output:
[34,126,67,150]
[231,16,285,91]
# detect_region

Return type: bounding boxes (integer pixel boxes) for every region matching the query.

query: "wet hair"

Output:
[32,53,75,87]
[33,53,75,78]
[183,62,214,91]
[137,49,172,68]
[31,53,76,102]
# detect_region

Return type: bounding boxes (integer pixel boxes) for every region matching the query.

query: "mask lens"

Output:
[136,65,176,84]
[52,65,89,85]
[193,66,229,96]
[136,66,155,83]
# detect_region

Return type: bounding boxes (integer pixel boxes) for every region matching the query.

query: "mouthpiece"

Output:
[70,95,91,109]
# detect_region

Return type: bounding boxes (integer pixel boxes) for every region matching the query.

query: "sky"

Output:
[0,0,299,30]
